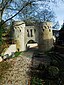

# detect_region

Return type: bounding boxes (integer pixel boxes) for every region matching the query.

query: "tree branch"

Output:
[2,0,12,11]
[1,1,33,25]
[7,7,18,10]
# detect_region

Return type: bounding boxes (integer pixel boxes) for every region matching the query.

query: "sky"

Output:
[0,0,64,29]
[50,1,64,29]
[35,1,64,29]
[54,6,64,27]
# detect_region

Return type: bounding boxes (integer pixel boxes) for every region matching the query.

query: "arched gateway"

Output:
[26,40,38,50]
[13,21,53,52]
[13,21,38,51]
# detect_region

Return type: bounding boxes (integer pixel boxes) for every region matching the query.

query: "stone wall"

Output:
[13,21,53,52]
[38,22,53,52]
[2,44,16,56]
[13,21,26,51]
[13,21,39,51]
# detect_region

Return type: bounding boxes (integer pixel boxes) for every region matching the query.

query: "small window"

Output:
[20,30,21,32]
[18,27,20,29]
[47,26,49,28]
[43,29,44,31]
[49,29,51,32]
[17,48,19,51]
[15,27,16,29]
[44,26,46,29]
[27,30,30,37]
[30,29,33,37]
[50,26,51,28]
[34,29,36,33]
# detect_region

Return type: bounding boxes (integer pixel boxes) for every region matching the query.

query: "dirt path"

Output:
[0,51,33,85]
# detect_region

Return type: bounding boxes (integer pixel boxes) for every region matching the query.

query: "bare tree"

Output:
[0,0,63,45]
[0,0,64,24]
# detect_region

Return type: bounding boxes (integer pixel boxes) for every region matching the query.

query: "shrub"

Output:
[31,77,43,85]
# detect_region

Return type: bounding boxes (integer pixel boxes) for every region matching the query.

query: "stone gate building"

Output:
[13,21,53,52]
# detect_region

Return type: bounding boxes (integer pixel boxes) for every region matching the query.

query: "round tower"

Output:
[38,22,53,52]
[13,21,26,51]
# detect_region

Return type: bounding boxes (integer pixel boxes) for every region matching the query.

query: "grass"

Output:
[13,51,22,57]
[9,51,22,58]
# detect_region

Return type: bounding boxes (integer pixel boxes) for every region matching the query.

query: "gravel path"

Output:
[0,51,33,85]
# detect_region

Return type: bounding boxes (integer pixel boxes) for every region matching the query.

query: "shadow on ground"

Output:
[29,48,64,85]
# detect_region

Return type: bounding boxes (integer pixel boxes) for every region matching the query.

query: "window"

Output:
[49,29,51,32]
[47,26,49,28]
[43,29,44,31]
[50,26,51,28]
[18,27,20,29]
[20,30,21,32]
[17,48,19,51]
[27,29,33,37]
[44,26,46,29]
[34,29,36,33]
[27,29,30,37]
[30,29,33,37]
[15,27,16,29]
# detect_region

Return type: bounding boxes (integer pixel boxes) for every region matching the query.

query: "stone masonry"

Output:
[13,21,53,52]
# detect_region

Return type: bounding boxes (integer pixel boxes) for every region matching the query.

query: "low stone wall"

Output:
[2,44,16,56]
